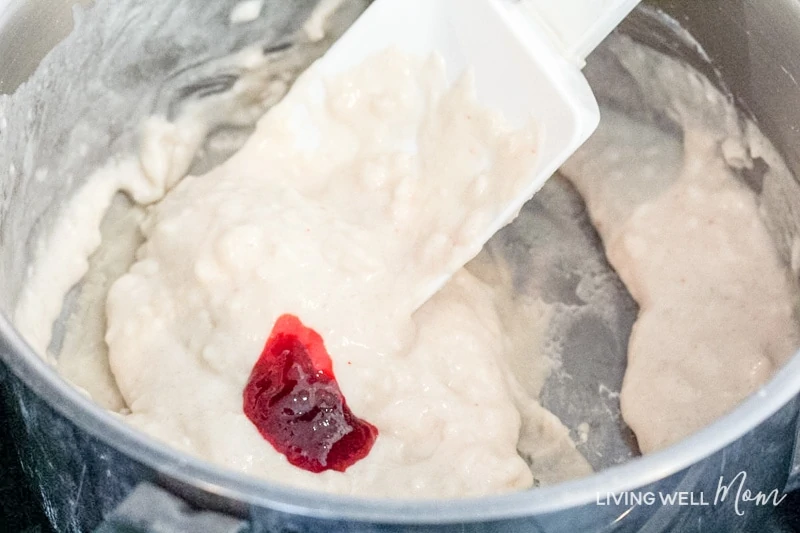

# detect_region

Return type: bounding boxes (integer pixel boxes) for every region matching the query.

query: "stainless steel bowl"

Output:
[1,1,800,531]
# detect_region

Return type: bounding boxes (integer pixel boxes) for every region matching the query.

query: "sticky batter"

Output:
[12,33,800,498]
[15,49,595,497]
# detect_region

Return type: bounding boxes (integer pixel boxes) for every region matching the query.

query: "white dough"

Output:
[15,34,800,500]
[15,48,593,498]
[102,50,564,497]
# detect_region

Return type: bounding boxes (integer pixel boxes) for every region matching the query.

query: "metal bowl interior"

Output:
[1,0,800,527]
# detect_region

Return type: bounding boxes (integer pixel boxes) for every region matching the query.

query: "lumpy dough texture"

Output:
[105,50,539,497]
[21,35,799,499]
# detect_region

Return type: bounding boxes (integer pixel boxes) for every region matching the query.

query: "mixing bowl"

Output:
[1,1,800,531]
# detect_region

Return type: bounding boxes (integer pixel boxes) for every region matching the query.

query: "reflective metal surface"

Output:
[1,1,800,532]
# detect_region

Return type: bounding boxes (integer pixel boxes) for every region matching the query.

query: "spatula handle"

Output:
[512,0,641,64]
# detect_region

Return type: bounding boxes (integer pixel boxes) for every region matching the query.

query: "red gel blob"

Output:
[243,314,378,473]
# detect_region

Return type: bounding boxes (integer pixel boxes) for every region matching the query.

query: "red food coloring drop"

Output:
[243,314,378,473]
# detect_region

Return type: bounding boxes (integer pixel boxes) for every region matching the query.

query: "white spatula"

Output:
[314,0,640,309]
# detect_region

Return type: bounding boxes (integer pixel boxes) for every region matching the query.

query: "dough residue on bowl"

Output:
[14,48,592,498]
[12,33,800,499]
[561,37,800,453]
